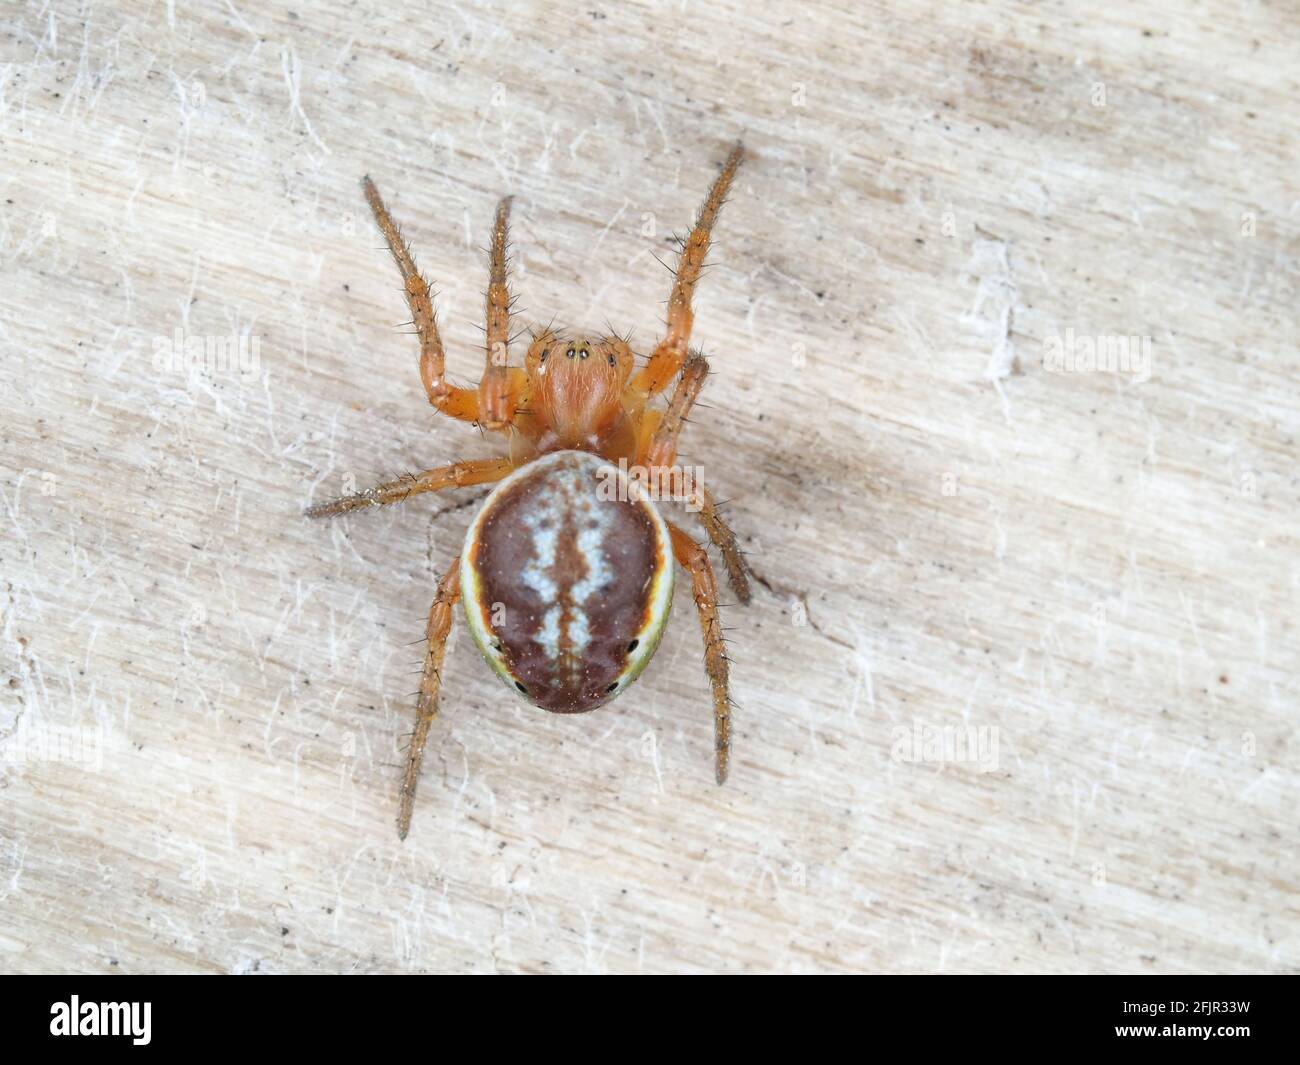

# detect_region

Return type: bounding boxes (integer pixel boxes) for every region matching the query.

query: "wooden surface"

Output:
[2,0,1297,974]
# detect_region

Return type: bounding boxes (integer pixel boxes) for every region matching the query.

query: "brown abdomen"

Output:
[460,450,674,713]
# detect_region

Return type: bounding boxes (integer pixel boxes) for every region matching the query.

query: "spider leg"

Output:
[478,197,523,431]
[696,487,752,605]
[305,457,512,518]
[638,355,749,601]
[668,520,733,785]
[397,554,461,840]
[631,143,744,400]
[363,177,480,422]
[641,353,708,469]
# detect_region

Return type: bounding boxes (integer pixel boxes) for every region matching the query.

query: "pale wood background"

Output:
[2,0,1296,974]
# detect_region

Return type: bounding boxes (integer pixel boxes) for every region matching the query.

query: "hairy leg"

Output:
[668,520,734,785]
[479,197,520,431]
[305,457,512,518]
[363,176,480,422]
[641,353,708,469]
[632,143,744,399]
[637,356,749,601]
[397,555,461,840]
[696,487,751,605]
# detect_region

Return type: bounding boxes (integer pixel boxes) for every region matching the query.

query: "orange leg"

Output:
[305,457,512,518]
[363,177,480,422]
[479,197,520,430]
[668,521,733,785]
[638,356,750,602]
[642,353,708,469]
[632,144,744,399]
[397,554,461,840]
[697,487,751,605]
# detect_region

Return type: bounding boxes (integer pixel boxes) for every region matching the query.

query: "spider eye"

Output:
[539,348,548,362]
[607,354,616,366]
[580,348,589,359]
[566,346,576,359]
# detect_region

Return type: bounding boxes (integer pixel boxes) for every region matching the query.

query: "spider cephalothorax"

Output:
[307,145,751,838]
[522,332,638,455]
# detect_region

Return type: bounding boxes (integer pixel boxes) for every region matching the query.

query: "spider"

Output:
[307,144,751,839]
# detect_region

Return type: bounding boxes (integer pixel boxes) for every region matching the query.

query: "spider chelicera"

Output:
[307,145,751,838]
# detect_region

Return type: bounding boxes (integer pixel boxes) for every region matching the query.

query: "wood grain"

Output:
[1,0,1296,973]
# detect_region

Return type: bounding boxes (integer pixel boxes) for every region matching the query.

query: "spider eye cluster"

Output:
[565,344,590,360]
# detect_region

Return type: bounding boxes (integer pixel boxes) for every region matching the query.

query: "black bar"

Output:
[0,975,1288,1052]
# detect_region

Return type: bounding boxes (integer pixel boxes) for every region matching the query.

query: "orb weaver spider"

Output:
[307,145,751,839]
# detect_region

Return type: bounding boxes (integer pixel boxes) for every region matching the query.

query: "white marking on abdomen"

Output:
[520,513,558,602]
[565,500,612,652]
[536,605,562,660]
[518,466,615,662]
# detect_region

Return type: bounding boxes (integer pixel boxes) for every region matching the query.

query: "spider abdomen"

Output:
[460,450,674,714]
